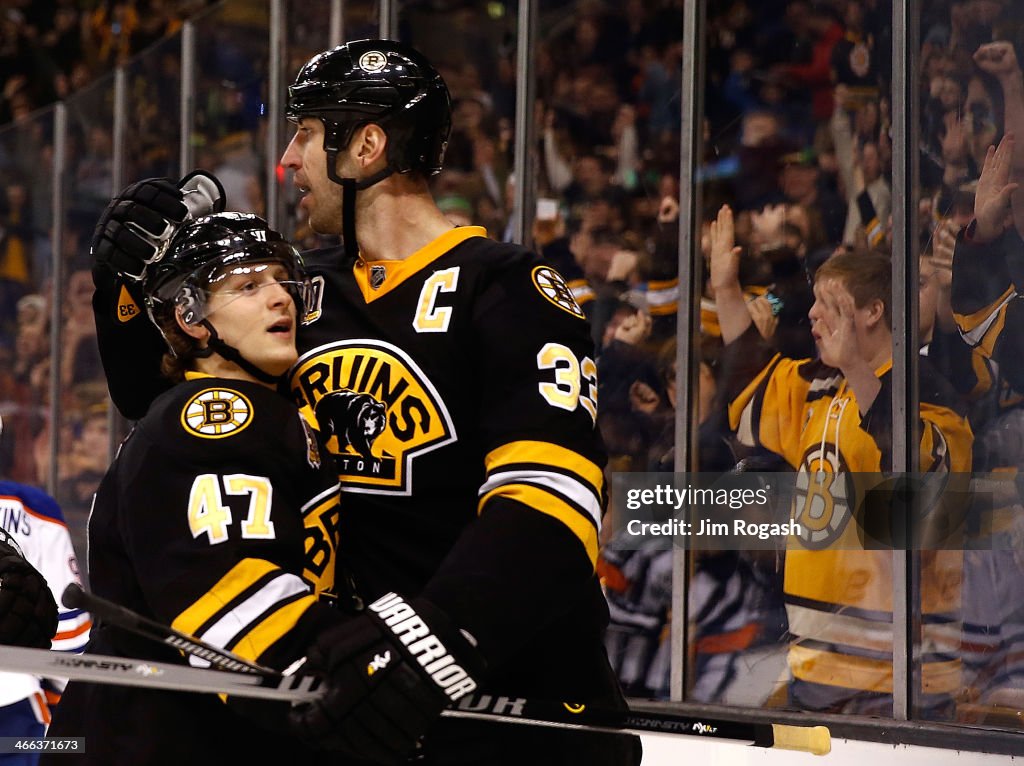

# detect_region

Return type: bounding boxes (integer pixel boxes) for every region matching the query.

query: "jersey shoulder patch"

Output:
[178,386,254,439]
[530,264,585,319]
[460,240,586,321]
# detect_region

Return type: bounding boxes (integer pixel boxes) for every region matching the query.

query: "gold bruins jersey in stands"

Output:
[725,327,972,711]
[47,375,343,765]
[294,228,635,760]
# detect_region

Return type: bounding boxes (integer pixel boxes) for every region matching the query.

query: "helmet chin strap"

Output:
[197,319,282,386]
[325,147,394,262]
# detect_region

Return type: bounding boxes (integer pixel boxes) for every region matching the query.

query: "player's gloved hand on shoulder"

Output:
[0,533,58,649]
[290,592,485,764]
[91,170,226,282]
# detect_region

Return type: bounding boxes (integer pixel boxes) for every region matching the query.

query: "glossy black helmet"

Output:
[144,212,309,326]
[286,39,452,177]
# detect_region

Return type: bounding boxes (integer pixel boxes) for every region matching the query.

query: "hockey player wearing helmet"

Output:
[86,40,640,765]
[142,211,311,385]
[45,214,347,765]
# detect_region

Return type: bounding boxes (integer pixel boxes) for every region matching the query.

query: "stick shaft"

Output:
[0,645,321,702]
[0,646,829,753]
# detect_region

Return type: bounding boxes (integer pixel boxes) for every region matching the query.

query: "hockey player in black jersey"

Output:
[87,39,639,765]
[45,213,347,764]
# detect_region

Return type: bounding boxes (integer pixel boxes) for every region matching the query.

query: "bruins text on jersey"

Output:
[46,375,343,765]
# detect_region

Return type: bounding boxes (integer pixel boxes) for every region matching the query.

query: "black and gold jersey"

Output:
[951,224,1024,393]
[89,226,636,761]
[294,228,616,696]
[47,374,342,764]
[725,327,972,704]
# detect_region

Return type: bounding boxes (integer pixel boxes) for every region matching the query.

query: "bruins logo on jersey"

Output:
[180,388,253,438]
[290,340,456,494]
[532,266,585,319]
[792,446,854,549]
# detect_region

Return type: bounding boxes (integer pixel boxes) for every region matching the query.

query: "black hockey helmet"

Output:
[286,39,452,179]
[144,212,309,326]
[144,212,309,384]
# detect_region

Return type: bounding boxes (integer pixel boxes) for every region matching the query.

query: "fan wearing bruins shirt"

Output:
[84,40,638,765]
[45,214,345,765]
[709,204,972,716]
[951,134,1024,394]
[948,131,1024,706]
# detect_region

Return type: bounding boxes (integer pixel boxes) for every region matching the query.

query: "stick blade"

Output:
[771,724,831,755]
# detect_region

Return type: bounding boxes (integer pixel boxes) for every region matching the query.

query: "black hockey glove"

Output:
[290,592,485,764]
[0,532,57,649]
[91,170,226,281]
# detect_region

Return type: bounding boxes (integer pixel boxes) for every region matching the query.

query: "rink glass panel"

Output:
[191,0,271,218]
[123,34,183,181]
[275,0,364,246]
[399,0,520,244]
[509,0,690,705]
[276,0,332,244]
[913,0,1024,730]
[689,0,903,717]
[0,111,55,496]
[55,75,118,569]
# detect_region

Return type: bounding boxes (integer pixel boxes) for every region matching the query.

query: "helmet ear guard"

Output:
[175,284,201,326]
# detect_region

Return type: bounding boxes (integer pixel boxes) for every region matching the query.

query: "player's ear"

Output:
[354,123,388,169]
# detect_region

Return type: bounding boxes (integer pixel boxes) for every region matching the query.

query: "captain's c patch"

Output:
[181,388,253,438]
[531,266,585,319]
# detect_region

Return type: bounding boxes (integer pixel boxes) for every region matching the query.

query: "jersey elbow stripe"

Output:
[478,483,599,567]
[484,441,604,497]
[185,574,312,667]
[173,559,310,648]
[228,594,317,663]
[479,469,602,528]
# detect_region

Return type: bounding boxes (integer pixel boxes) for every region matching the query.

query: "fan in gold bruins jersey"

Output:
[45,214,346,765]
[709,204,972,716]
[85,40,638,766]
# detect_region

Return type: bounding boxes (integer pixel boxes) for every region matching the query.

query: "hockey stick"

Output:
[62,584,271,675]
[0,645,829,754]
[53,587,830,755]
